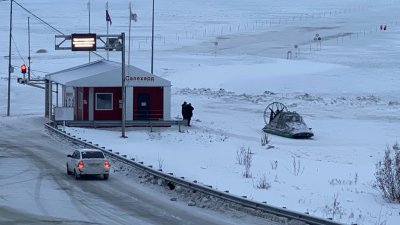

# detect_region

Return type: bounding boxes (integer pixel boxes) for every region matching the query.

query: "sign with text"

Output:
[71,33,96,51]
[125,75,155,82]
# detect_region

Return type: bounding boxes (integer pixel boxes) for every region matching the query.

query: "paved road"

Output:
[0,116,272,225]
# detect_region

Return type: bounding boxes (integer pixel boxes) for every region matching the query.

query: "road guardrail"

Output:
[45,123,345,225]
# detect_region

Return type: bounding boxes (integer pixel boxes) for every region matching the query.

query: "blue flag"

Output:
[106,10,112,25]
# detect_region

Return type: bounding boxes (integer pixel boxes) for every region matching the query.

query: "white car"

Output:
[67,148,111,180]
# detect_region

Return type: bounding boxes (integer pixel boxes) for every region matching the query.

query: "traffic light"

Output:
[20,64,27,74]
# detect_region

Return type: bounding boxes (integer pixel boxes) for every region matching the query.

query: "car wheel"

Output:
[74,169,80,180]
[66,165,71,175]
[103,174,109,180]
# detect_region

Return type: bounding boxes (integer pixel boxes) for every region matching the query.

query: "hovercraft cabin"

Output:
[45,60,171,125]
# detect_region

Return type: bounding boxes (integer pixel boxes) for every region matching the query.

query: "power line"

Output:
[11,36,50,79]
[11,35,26,64]
[12,0,64,35]
[12,0,105,59]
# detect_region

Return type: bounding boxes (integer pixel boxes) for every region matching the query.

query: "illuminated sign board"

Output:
[71,33,97,51]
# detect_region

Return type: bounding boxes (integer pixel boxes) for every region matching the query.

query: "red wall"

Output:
[93,87,122,120]
[76,86,163,121]
[133,87,164,120]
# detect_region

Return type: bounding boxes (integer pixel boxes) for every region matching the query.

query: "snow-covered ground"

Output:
[1,0,400,224]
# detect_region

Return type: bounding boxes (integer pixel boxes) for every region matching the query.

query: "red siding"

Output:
[93,87,122,120]
[133,87,163,120]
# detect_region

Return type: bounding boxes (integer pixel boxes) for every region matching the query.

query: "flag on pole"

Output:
[106,10,112,25]
[129,2,137,22]
[130,12,137,22]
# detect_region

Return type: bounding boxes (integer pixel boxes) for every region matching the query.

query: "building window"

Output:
[96,93,113,110]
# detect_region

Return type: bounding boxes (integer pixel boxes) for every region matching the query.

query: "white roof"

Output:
[45,60,171,87]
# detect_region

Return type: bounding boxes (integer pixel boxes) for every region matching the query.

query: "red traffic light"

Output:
[21,64,27,74]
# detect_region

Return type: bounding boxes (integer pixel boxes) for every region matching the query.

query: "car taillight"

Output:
[77,161,85,169]
[104,160,110,169]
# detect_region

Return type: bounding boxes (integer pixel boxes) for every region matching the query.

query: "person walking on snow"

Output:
[186,103,194,126]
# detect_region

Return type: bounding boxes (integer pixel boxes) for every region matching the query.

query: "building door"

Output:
[137,93,150,119]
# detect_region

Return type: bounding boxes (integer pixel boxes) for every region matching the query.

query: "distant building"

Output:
[45,60,171,124]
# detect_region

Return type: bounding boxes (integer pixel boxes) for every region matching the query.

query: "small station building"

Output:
[45,60,171,124]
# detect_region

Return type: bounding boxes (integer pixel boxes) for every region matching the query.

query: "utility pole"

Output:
[7,0,13,116]
[151,0,154,73]
[88,0,91,62]
[106,1,109,60]
[28,16,31,81]
[121,32,127,138]
[128,2,132,67]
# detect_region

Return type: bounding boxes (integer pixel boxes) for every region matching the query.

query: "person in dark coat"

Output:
[181,101,187,120]
[181,101,187,118]
[186,103,194,126]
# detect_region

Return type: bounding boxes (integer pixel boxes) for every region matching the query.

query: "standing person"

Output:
[181,101,187,120]
[186,103,194,126]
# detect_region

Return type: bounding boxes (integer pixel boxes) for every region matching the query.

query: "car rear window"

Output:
[81,151,105,159]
